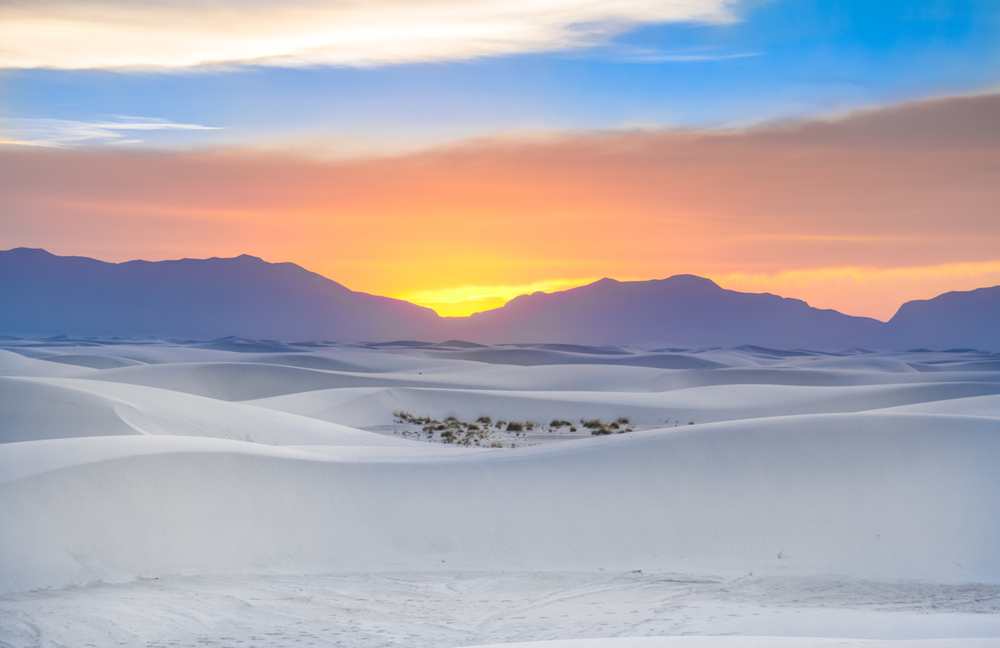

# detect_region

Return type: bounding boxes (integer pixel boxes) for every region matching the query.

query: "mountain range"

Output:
[2,248,997,351]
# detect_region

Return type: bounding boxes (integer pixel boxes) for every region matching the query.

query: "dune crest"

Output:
[2,338,999,645]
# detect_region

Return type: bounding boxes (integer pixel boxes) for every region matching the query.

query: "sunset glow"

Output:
[402,279,601,317]
[395,262,1000,319]
[2,0,999,323]
[4,89,999,321]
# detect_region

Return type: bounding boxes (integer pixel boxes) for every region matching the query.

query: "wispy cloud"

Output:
[0,117,223,148]
[602,47,761,63]
[0,0,736,70]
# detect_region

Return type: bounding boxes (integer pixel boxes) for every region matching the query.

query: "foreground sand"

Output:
[1,338,999,647]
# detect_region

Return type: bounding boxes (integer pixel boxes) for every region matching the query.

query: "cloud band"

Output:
[0,0,734,70]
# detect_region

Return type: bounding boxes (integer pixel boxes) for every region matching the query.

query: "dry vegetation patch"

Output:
[392,411,639,446]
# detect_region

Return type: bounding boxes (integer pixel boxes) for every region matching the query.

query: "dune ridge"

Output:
[1,338,999,645]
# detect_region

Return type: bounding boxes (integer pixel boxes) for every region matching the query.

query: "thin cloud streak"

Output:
[609,49,762,63]
[0,0,735,70]
[0,117,224,148]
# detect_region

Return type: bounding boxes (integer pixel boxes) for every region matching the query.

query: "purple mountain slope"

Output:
[872,286,1000,352]
[4,249,998,351]
[448,276,884,350]
[0,248,441,341]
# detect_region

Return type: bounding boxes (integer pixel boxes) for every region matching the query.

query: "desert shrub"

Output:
[408,410,634,446]
[395,410,433,424]
[396,410,433,425]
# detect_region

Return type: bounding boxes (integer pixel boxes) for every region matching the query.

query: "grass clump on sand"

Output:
[405,414,495,447]
[581,417,636,435]
[393,410,431,425]
[392,412,637,445]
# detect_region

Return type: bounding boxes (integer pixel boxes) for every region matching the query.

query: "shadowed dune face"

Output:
[1,339,1000,598]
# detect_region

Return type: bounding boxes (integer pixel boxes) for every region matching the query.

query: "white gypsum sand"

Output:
[0,338,999,647]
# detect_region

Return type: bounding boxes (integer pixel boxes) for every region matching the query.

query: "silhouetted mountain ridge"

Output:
[871,285,1000,351]
[2,248,998,351]
[457,274,883,349]
[0,247,440,341]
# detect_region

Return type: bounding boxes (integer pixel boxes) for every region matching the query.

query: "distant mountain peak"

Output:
[0,247,440,341]
[659,274,722,289]
[6,246,55,256]
[2,249,998,350]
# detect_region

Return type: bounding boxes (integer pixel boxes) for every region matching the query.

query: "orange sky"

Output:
[2,94,998,320]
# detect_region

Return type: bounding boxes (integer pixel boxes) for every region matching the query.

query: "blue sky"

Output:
[2,0,998,152]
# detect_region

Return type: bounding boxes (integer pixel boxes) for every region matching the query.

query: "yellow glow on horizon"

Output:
[386,261,1000,320]
[711,261,1000,321]
[400,277,600,317]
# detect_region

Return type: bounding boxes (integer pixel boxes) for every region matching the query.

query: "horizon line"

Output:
[5,246,1000,323]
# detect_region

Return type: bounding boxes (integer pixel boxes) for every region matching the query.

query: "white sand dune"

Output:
[1,340,999,646]
[86,361,444,400]
[882,393,1000,417]
[2,412,999,595]
[464,639,1000,647]
[36,353,147,369]
[247,381,1000,428]
[0,377,141,442]
[0,348,90,378]
[0,376,423,446]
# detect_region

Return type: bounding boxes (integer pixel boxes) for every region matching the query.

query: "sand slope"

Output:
[0,376,422,446]
[1,339,999,645]
[2,412,999,594]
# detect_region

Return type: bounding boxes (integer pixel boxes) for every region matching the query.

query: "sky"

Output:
[1,0,999,319]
